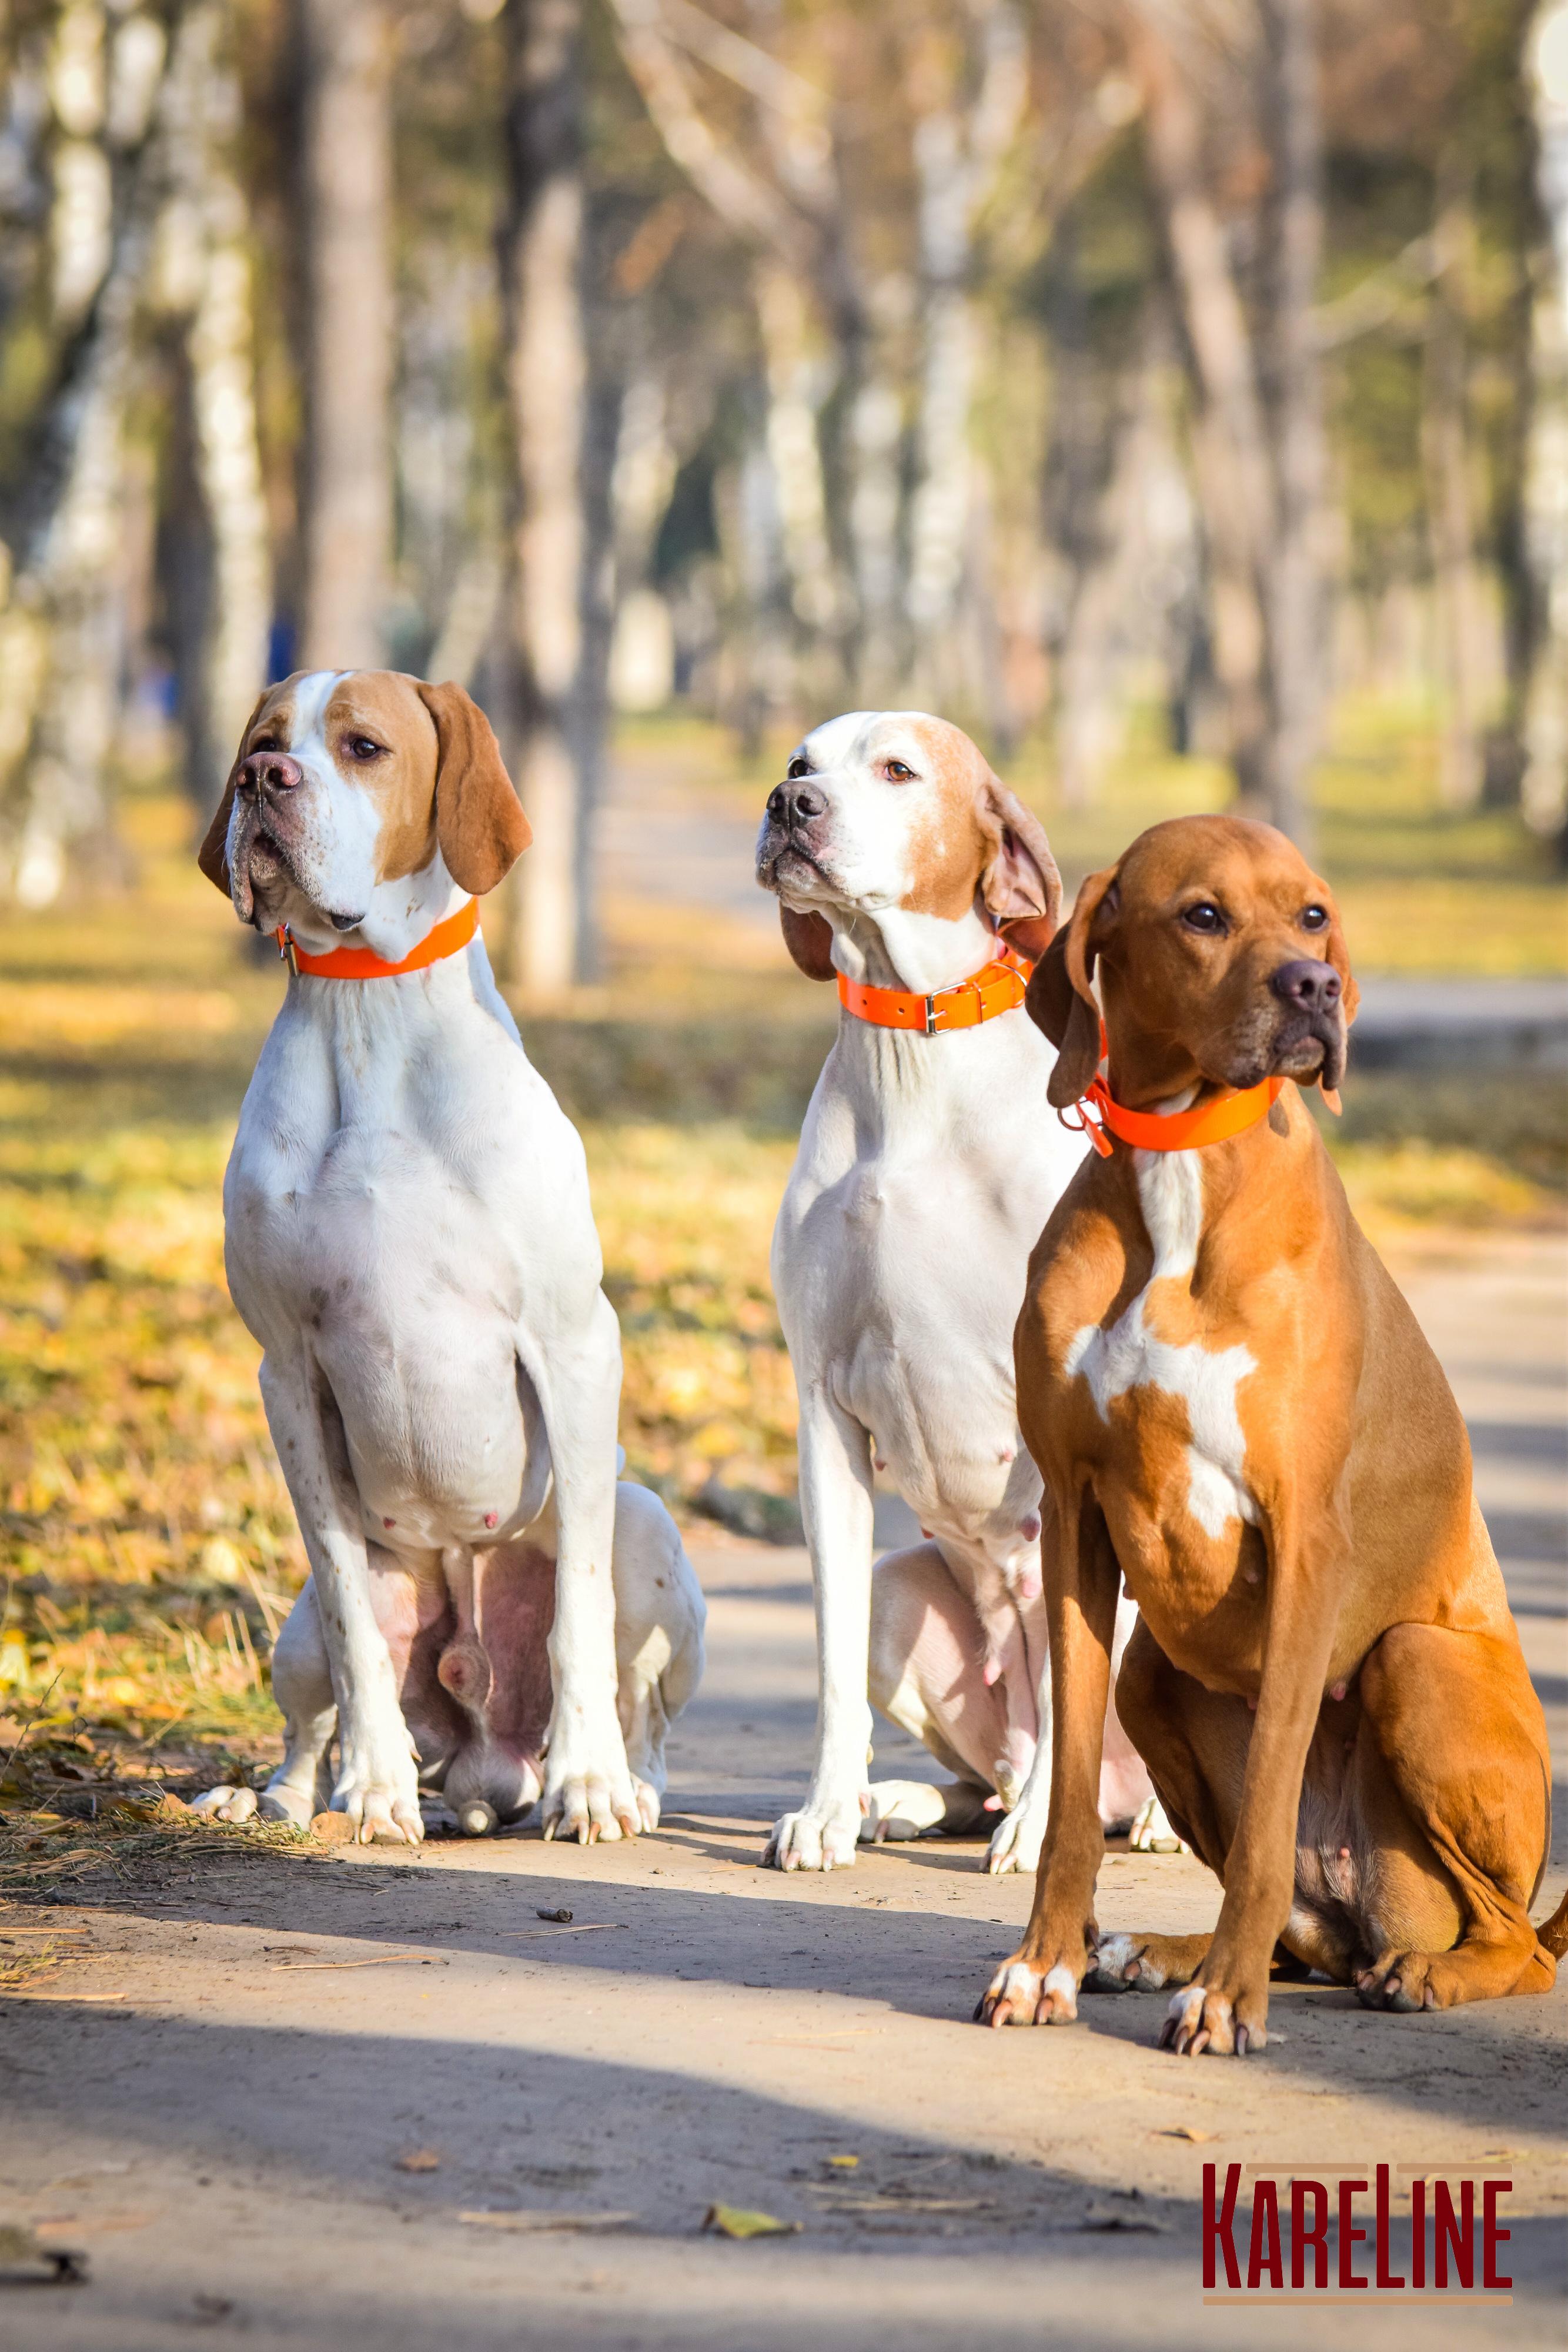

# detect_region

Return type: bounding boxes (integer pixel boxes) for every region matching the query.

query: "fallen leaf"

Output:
[1161,2126,1216,2143]
[0,2221,88,2282]
[308,1813,356,1846]
[703,2204,801,2240]
[394,2149,440,2173]
[825,2154,858,2170]
[536,1907,573,1923]
[459,2210,640,2233]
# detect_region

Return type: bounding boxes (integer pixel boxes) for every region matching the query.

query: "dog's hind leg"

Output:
[193,1579,336,1829]
[610,1484,706,1830]
[866,1543,1005,1845]
[1352,1621,1555,2010]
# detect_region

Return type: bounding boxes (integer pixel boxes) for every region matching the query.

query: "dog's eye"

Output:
[883,759,914,782]
[1300,904,1329,932]
[1182,901,1226,934]
[785,755,811,780]
[344,734,386,763]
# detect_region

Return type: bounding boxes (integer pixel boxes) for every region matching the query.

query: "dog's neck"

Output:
[828,901,999,995]
[265,858,467,963]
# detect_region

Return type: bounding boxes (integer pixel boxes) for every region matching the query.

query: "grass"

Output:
[0,704,1562,1808]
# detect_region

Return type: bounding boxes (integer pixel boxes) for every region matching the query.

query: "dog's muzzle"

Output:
[1268,957,1347,1090]
[757,778,832,894]
[228,750,307,927]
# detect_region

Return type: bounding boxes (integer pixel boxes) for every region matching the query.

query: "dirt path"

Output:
[2,1235,1563,2350]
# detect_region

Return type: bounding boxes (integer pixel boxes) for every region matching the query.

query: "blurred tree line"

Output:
[0,0,1563,982]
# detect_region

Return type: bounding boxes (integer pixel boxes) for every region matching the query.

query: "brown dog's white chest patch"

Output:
[1064,1151,1259,1540]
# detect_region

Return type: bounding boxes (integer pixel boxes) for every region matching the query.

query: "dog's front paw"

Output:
[540,1716,641,1846]
[332,1720,424,1846]
[974,1952,1081,2029]
[764,1792,864,1872]
[1160,1975,1268,2057]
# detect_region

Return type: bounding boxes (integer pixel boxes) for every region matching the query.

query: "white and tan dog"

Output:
[757,710,1160,1873]
[191,669,703,1846]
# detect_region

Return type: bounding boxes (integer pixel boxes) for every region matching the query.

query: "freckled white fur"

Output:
[1065,1147,1258,1539]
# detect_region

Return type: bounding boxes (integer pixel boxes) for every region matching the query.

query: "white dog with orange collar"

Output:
[191,669,703,1846]
[758,710,1164,1873]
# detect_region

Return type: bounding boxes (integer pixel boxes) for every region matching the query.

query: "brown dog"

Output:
[977,814,1566,2053]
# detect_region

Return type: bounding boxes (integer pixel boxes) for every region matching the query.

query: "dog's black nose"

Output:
[238,750,303,796]
[767,780,827,827]
[1270,958,1341,1014]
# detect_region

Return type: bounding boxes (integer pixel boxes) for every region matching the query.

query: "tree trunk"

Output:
[1422,169,1487,812]
[1135,11,1276,813]
[500,0,589,992]
[1259,0,1327,847]
[1523,1,1568,840]
[296,0,392,670]
[0,0,187,904]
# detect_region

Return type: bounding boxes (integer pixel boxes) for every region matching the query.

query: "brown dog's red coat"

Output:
[979,815,1564,2051]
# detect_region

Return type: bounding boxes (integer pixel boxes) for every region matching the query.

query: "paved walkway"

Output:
[1,1236,1563,2349]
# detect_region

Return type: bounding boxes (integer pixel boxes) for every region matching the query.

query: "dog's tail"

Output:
[1538,1887,1568,1962]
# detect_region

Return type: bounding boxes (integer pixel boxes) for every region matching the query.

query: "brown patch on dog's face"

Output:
[895,719,1062,950]
[1091,817,1357,1101]
[320,673,441,883]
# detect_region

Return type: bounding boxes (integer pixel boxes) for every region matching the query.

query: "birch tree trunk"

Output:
[0,1,184,904]
[1259,0,1327,847]
[1420,170,1486,811]
[1524,1,1568,838]
[296,0,392,669]
[500,0,588,991]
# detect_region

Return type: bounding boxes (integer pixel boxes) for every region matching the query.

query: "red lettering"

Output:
[1375,2163,1405,2288]
[1338,2177,1369,2288]
[1247,2179,1283,2289]
[1435,2180,1475,2290]
[1483,2180,1512,2291]
[1412,2179,1426,2290]
[1203,2163,1243,2290]
[1291,2179,1329,2290]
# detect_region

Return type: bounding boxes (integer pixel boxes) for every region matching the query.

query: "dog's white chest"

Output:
[1064,1150,1258,1539]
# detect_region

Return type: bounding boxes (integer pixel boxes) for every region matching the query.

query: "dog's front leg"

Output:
[764,1386,876,1872]
[1161,1505,1345,2058]
[978,1489,1119,2023]
[527,1303,641,1846]
[258,1352,422,1844]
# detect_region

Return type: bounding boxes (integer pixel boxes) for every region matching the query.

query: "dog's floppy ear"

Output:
[417,681,531,896]
[780,906,836,981]
[198,690,271,898]
[1313,884,1358,1113]
[977,776,1062,965]
[1027,864,1118,1109]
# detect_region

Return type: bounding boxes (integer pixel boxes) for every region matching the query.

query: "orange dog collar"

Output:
[275,897,479,980]
[1059,1024,1284,1157]
[837,944,1032,1036]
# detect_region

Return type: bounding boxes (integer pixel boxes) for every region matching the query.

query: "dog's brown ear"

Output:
[198,690,271,898]
[977,777,1062,965]
[418,681,531,896]
[1028,864,1118,1109]
[780,906,836,981]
